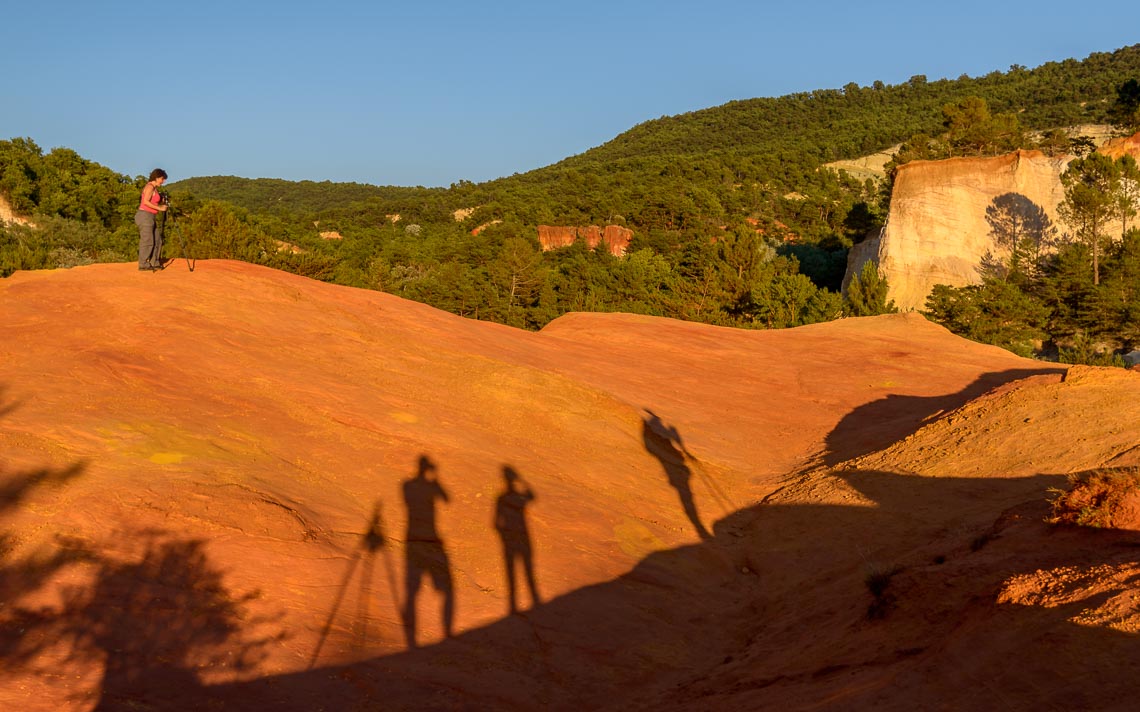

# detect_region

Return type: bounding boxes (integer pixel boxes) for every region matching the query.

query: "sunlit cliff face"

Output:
[849,132,1140,311]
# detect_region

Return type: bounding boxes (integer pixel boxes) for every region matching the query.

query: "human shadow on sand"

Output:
[10,382,1140,710]
[193,457,1140,711]
[401,454,455,649]
[642,409,713,540]
[495,465,541,614]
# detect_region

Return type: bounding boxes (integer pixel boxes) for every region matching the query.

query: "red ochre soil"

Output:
[1,260,1138,710]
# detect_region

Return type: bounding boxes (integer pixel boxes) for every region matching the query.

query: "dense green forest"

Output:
[3,44,1140,363]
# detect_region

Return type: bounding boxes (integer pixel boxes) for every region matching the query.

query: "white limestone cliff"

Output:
[848,133,1140,312]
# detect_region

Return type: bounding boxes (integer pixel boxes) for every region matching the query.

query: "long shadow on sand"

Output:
[401,454,455,648]
[822,367,1065,465]
[9,373,1140,710]
[0,388,279,711]
[194,466,1140,711]
[0,391,89,639]
[495,465,541,615]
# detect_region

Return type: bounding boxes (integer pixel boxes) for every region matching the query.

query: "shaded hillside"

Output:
[3,261,1138,709]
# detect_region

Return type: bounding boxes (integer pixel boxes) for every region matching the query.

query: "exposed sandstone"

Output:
[0,193,32,226]
[470,219,502,236]
[536,224,632,256]
[823,144,901,182]
[879,150,1070,311]
[1101,131,1140,160]
[824,126,1114,183]
[274,240,306,254]
[842,232,881,293]
[851,132,1140,311]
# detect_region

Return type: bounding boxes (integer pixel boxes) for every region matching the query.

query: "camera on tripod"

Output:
[156,189,194,271]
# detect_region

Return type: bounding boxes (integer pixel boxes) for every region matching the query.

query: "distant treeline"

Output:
[3,45,1140,361]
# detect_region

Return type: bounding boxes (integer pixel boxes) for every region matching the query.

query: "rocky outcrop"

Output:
[0,193,32,226]
[877,150,1070,311]
[841,230,883,293]
[274,240,305,254]
[537,225,633,257]
[470,219,502,236]
[1100,131,1140,160]
[850,133,1140,311]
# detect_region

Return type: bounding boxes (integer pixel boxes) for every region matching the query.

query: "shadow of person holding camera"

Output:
[494,465,541,614]
[400,455,454,649]
[642,410,713,540]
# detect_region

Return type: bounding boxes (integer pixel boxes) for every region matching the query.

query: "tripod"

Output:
[158,193,195,272]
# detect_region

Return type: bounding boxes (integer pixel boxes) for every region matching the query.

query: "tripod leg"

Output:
[171,222,194,272]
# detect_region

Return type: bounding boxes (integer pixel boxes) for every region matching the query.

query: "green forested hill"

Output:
[173,44,1140,236]
[559,46,1139,166]
[169,176,443,216]
[5,44,1140,361]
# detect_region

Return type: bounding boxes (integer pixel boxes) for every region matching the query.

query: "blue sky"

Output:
[4,1,1138,187]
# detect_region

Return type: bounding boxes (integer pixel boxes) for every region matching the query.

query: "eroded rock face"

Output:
[850,133,1140,311]
[876,150,1070,311]
[1101,132,1140,160]
[0,193,32,226]
[536,225,632,256]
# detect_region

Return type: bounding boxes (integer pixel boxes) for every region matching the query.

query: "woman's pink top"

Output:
[139,185,161,214]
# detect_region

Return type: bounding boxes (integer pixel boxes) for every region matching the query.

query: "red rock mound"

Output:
[537,224,633,255]
[1,260,1137,710]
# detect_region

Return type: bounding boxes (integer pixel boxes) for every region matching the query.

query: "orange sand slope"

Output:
[1,260,1137,710]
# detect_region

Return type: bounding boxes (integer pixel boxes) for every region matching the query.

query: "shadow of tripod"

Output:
[308,501,400,669]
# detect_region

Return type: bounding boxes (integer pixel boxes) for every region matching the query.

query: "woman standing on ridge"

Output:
[136,168,168,271]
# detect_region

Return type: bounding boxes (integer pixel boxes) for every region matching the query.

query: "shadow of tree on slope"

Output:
[0,390,280,710]
[0,392,90,662]
[2,528,282,711]
[0,464,90,659]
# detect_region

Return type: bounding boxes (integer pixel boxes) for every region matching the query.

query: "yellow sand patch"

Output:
[390,411,419,424]
[148,452,187,465]
[613,518,665,559]
[97,422,252,464]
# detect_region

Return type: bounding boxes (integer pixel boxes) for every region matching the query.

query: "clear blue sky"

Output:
[4,1,1138,187]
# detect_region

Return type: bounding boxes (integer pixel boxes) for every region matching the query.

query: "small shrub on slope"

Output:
[1048,468,1140,529]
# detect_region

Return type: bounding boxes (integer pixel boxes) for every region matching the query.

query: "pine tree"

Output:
[1059,154,1120,286]
[844,260,897,316]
